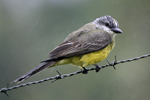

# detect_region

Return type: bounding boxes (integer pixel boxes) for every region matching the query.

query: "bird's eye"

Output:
[105,22,109,26]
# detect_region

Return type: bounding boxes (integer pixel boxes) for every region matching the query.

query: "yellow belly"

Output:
[56,43,115,68]
[79,44,113,67]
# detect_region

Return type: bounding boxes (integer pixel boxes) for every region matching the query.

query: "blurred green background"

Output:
[0,0,150,100]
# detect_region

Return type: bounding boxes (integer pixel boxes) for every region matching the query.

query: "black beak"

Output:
[111,28,122,33]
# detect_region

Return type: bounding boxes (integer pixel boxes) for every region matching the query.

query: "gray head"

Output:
[93,15,122,34]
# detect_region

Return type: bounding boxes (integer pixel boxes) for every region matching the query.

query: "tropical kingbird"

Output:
[14,15,122,83]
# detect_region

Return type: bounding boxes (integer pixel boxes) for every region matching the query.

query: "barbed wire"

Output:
[1,53,150,96]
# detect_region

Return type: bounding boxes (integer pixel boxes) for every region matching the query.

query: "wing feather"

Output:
[48,29,112,60]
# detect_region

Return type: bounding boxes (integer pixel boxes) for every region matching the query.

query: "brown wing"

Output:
[45,30,112,62]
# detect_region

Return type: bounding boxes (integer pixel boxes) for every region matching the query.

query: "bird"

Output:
[14,15,122,83]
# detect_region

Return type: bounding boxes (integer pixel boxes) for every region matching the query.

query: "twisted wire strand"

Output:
[0,53,150,95]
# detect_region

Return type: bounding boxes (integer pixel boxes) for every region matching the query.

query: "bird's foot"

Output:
[82,67,88,74]
[94,64,101,72]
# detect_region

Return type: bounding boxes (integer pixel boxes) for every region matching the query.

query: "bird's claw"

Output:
[82,67,88,74]
[94,64,101,72]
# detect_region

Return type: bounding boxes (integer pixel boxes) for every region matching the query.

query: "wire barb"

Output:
[0,83,10,97]
[0,53,150,95]
[107,56,117,69]
[51,70,64,83]
[4,91,9,97]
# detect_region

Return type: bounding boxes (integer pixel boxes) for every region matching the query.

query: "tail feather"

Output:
[14,61,57,83]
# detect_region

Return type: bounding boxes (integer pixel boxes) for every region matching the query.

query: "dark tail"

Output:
[14,61,57,83]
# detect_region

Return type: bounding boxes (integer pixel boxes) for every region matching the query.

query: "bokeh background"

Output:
[0,0,150,100]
